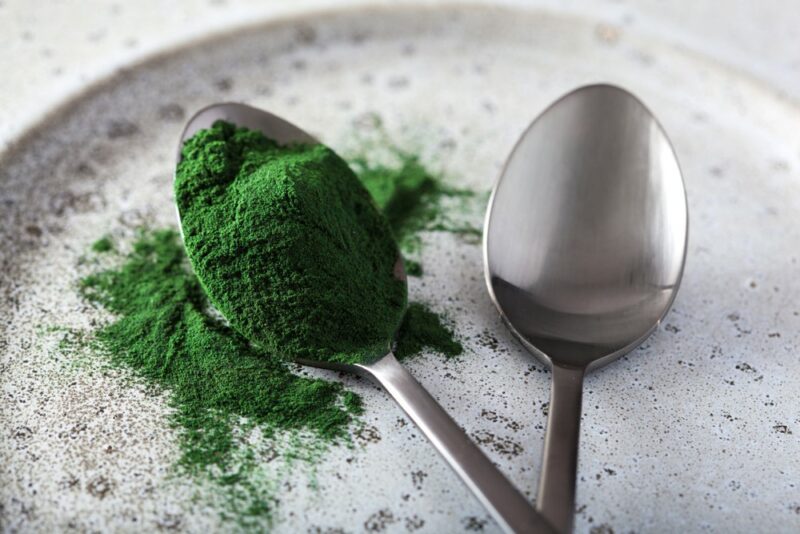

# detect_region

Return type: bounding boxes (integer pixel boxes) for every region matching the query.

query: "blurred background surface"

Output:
[1,0,799,145]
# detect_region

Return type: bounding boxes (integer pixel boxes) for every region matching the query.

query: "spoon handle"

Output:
[536,364,586,533]
[361,353,555,534]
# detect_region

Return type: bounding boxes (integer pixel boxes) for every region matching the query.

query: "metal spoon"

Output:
[176,103,555,534]
[483,84,688,533]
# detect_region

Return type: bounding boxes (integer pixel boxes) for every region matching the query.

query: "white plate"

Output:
[2,5,799,533]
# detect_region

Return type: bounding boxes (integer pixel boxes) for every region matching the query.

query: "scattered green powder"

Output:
[396,303,463,360]
[91,235,114,253]
[78,229,461,523]
[80,229,357,449]
[355,155,437,242]
[403,259,423,277]
[80,229,357,522]
[175,122,405,365]
[352,153,481,256]
[68,122,476,526]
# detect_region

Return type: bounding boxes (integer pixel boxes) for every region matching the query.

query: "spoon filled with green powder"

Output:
[174,103,553,534]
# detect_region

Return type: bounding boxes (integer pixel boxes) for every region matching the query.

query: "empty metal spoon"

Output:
[176,103,554,534]
[484,85,688,533]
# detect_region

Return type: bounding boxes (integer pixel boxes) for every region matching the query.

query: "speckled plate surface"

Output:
[2,5,800,533]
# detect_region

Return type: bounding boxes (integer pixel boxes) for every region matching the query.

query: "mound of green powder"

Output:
[176,122,406,365]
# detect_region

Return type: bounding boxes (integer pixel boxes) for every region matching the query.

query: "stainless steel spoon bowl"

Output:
[176,103,554,534]
[484,84,688,533]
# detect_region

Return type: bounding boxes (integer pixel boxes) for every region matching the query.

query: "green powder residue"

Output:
[356,155,438,242]
[91,235,114,253]
[80,229,358,448]
[76,229,460,525]
[79,229,358,523]
[175,122,406,365]
[352,154,481,258]
[403,259,423,277]
[395,303,463,360]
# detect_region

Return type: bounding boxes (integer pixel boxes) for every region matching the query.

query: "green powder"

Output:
[403,258,424,277]
[80,229,358,443]
[67,123,474,526]
[355,155,437,243]
[80,229,357,522]
[349,146,483,276]
[91,235,114,253]
[77,229,460,523]
[396,303,462,359]
[175,122,405,365]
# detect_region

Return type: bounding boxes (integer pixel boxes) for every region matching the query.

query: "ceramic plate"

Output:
[2,5,799,533]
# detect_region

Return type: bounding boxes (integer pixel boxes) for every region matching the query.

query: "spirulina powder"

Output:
[175,121,406,365]
[71,121,471,525]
